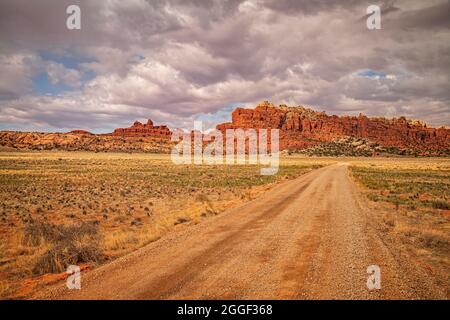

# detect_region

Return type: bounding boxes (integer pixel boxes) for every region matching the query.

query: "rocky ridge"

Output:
[1,102,449,156]
[216,101,450,156]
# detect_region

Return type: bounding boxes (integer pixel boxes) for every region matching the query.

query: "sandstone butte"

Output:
[111,119,171,138]
[0,101,448,155]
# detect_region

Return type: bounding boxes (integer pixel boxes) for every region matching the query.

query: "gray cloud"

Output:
[0,0,449,132]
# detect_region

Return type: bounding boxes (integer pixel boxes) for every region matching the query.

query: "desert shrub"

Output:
[195,194,209,203]
[430,199,450,210]
[174,217,190,225]
[0,280,12,299]
[367,193,380,202]
[33,240,103,275]
[23,221,104,275]
[382,213,396,228]
[23,222,60,246]
[418,231,449,254]
[23,221,98,246]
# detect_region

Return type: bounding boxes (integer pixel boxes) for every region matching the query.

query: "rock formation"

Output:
[216,101,450,156]
[0,118,173,153]
[112,119,171,139]
[0,104,448,155]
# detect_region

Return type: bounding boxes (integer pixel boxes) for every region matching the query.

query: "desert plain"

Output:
[0,152,448,299]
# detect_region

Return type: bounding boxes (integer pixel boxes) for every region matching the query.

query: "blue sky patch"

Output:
[33,51,97,95]
[32,72,73,96]
[39,51,96,69]
[194,102,243,130]
[357,69,386,78]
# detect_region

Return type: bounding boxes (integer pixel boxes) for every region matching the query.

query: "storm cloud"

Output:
[0,0,449,132]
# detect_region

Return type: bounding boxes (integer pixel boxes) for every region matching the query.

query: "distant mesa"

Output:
[112,118,171,139]
[68,130,93,135]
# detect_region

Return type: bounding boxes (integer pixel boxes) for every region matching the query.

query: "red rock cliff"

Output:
[216,101,450,154]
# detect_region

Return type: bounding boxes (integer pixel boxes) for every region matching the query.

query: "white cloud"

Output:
[46,62,82,88]
[0,53,41,99]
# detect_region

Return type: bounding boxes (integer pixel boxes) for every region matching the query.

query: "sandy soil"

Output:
[34,164,447,299]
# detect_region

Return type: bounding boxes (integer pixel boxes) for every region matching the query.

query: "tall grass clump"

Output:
[23,221,104,275]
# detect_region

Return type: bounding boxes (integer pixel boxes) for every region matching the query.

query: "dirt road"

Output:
[36,164,446,299]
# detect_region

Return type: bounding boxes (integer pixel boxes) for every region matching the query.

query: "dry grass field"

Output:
[0,152,332,298]
[0,153,448,299]
[348,158,450,290]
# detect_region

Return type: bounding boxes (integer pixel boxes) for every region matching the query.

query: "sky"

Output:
[0,0,449,133]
